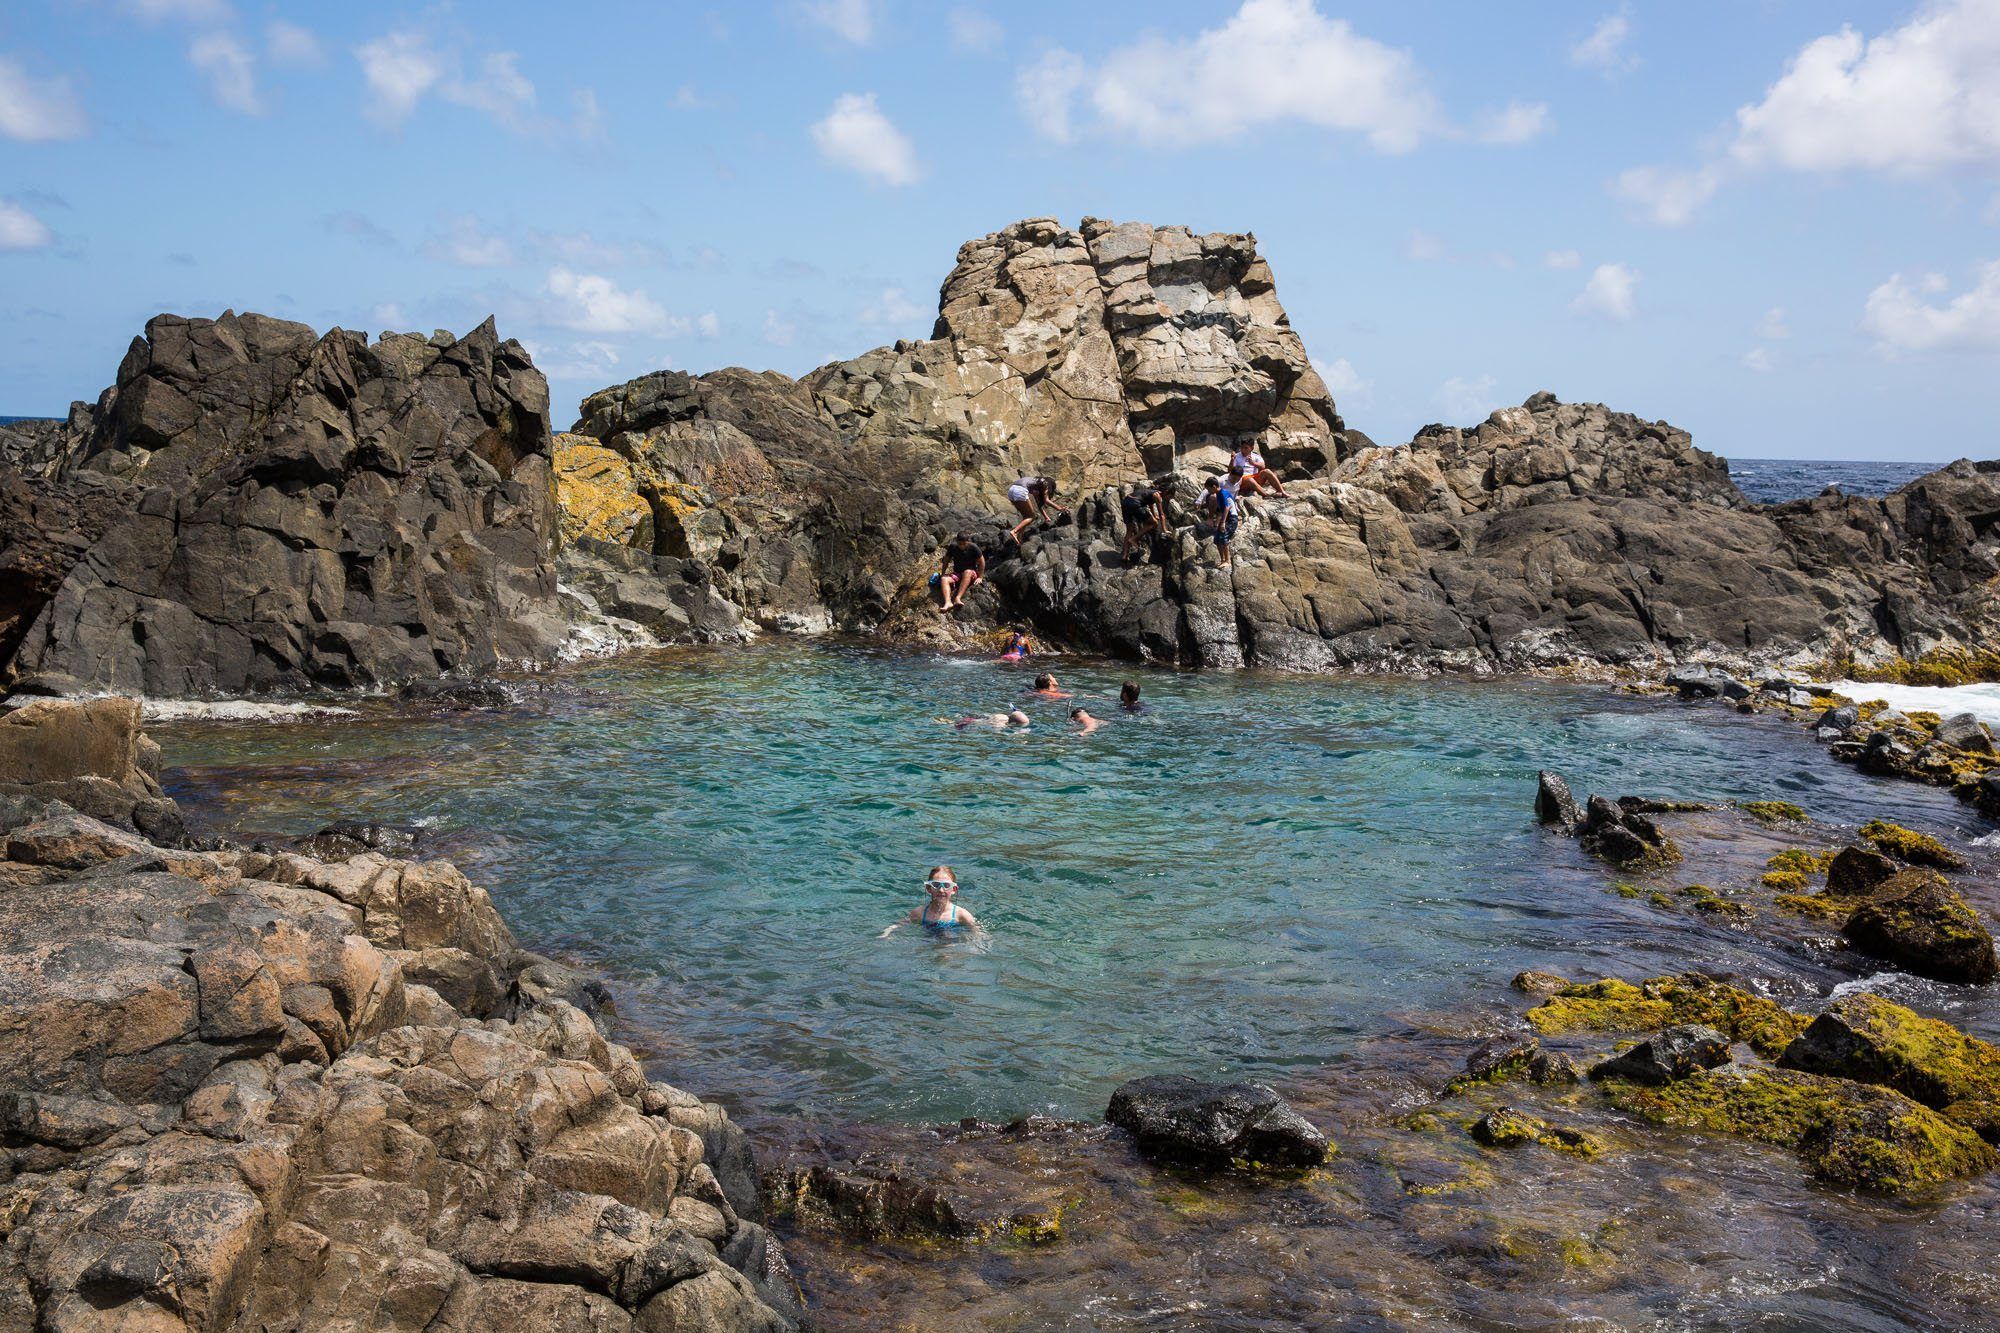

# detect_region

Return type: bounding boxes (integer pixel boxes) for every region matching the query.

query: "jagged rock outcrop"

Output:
[0,312,567,695]
[558,218,2000,676]
[0,699,798,1330]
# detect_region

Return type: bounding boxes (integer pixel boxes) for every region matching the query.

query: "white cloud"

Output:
[0,57,89,141]
[1617,0,2000,225]
[949,8,1004,53]
[518,337,630,382]
[1316,356,1370,404]
[120,0,231,21]
[1742,347,1776,373]
[356,31,443,128]
[1755,306,1791,340]
[423,215,516,267]
[1016,50,1088,142]
[1031,0,1447,152]
[1570,262,1639,321]
[189,33,260,115]
[1611,163,1723,227]
[811,92,921,185]
[763,309,799,347]
[543,267,675,335]
[1544,249,1582,270]
[444,51,537,131]
[370,302,407,328]
[0,198,55,251]
[1571,10,1636,74]
[802,0,879,45]
[266,20,324,66]
[1474,100,1550,145]
[528,230,674,268]
[859,286,927,327]
[1437,374,1499,421]
[695,311,721,338]
[1862,260,2000,353]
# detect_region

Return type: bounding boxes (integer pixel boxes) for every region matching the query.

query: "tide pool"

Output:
[156,642,1989,1125]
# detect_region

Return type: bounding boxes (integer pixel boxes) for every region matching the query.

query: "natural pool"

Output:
[156,642,1995,1131]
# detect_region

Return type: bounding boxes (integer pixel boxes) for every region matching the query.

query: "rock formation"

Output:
[0,313,567,695]
[558,218,2000,678]
[0,698,799,1330]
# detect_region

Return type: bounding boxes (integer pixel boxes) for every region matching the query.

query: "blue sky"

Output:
[3,1,1999,461]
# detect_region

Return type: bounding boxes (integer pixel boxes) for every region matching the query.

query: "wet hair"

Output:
[1204,476,1220,490]
[1034,673,1054,690]
[928,864,956,886]
[1069,706,1087,720]
[1120,681,1140,705]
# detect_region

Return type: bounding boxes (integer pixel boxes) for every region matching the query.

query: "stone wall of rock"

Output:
[1,313,568,696]
[0,698,799,1330]
[555,213,1997,675]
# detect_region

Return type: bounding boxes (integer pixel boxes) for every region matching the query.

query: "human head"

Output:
[1204,477,1219,492]
[954,531,971,546]
[1069,706,1088,721]
[925,865,958,897]
[1040,476,1059,497]
[1034,672,1054,690]
[1120,681,1140,706]
[1006,710,1031,726]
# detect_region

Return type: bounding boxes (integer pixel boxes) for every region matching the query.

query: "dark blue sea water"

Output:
[1725,456,1949,504]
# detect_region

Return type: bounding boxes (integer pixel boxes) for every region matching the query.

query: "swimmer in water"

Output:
[1119,681,1143,712]
[950,709,1031,730]
[1028,672,1072,699]
[880,865,980,937]
[1001,628,1033,659]
[1070,706,1103,734]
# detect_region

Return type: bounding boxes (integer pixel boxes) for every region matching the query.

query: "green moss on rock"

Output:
[1761,870,1808,892]
[1467,1107,1605,1158]
[1779,992,2000,1140]
[1848,650,2000,689]
[1766,848,1836,876]
[1741,800,1809,825]
[1602,1065,1995,1194]
[1860,819,1968,871]
[1527,974,1806,1058]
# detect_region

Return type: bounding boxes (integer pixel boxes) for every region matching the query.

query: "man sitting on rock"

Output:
[936,532,986,610]
[1120,482,1170,563]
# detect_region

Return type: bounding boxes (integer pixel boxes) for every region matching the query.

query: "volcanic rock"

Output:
[1588,1024,1731,1085]
[1105,1074,1331,1169]
[1842,871,1998,985]
[1535,770,1581,826]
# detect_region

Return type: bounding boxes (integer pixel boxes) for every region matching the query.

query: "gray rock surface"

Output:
[1104,1074,1331,1169]
[2,312,567,694]
[1589,1024,1731,1085]
[0,700,797,1330]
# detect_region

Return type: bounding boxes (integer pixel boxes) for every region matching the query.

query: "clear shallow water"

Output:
[156,643,1992,1126]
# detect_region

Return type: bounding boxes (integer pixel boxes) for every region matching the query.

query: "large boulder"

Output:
[3,312,566,694]
[1779,992,2000,1139]
[1104,1074,1331,1169]
[1842,871,1998,985]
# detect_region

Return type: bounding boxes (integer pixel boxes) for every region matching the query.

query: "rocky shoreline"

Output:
[0,697,801,1330]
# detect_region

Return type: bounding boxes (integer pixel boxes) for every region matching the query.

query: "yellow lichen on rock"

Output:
[553,433,653,550]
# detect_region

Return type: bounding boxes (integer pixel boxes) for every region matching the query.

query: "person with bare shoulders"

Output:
[1028,672,1071,699]
[879,866,981,938]
[1070,705,1103,734]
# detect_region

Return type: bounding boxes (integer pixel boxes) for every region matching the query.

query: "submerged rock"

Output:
[1105,1075,1331,1170]
[1842,873,1998,985]
[1600,1064,1995,1195]
[1779,993,2000,1140]
[1467,1107,1603,1157]
[1588,1025,1731,1085]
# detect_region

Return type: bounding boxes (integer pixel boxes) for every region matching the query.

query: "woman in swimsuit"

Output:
[880,865,980,937]
[1000,628,1033,660]
[1228,446,1288,498]
[1006,476,1070,544]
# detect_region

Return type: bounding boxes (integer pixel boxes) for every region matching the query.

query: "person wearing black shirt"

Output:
[937,532,986,610]
[1120,483,1169,562]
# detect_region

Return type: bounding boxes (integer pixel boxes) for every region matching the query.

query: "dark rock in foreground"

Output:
[1588,1024,1731,1085]
[2,313,567,694]
[1842,872,1998,985]
[1105,1074,1331,1170]
[1779,992,2000,1140]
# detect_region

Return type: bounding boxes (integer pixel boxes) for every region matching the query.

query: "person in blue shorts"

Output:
[1198,476,1241,567]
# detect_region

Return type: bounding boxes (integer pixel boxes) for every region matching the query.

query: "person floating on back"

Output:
[880,865,980,937]
[950,709,1032,730]
[1198,476,1241,567]
[936,532,985,610]
[1229,444,1289,499]
[1120,483,1169,563]
[1070,705,1103,734]
[1006,475,1070,545]
[1029,672,1071,699]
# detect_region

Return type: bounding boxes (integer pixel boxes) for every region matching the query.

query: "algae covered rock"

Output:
[1842,872,1997,985]
[1601,1064,1995,1194]
[1578,796,1682,870]
[1827,845,1900,897]
[1467,1107,1603,1157]
[1527,974,1807,1058]
[1781,993,2000,1139]
[1106,1074,1331,1170]
[1740,800,1808,825]
[553,432,654,550]
[1860,819,1967,871]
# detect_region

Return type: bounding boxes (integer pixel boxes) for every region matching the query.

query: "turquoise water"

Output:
[157,643,1988,1125]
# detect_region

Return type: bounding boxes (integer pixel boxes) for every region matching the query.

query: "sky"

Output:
[3,1,2000,461]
